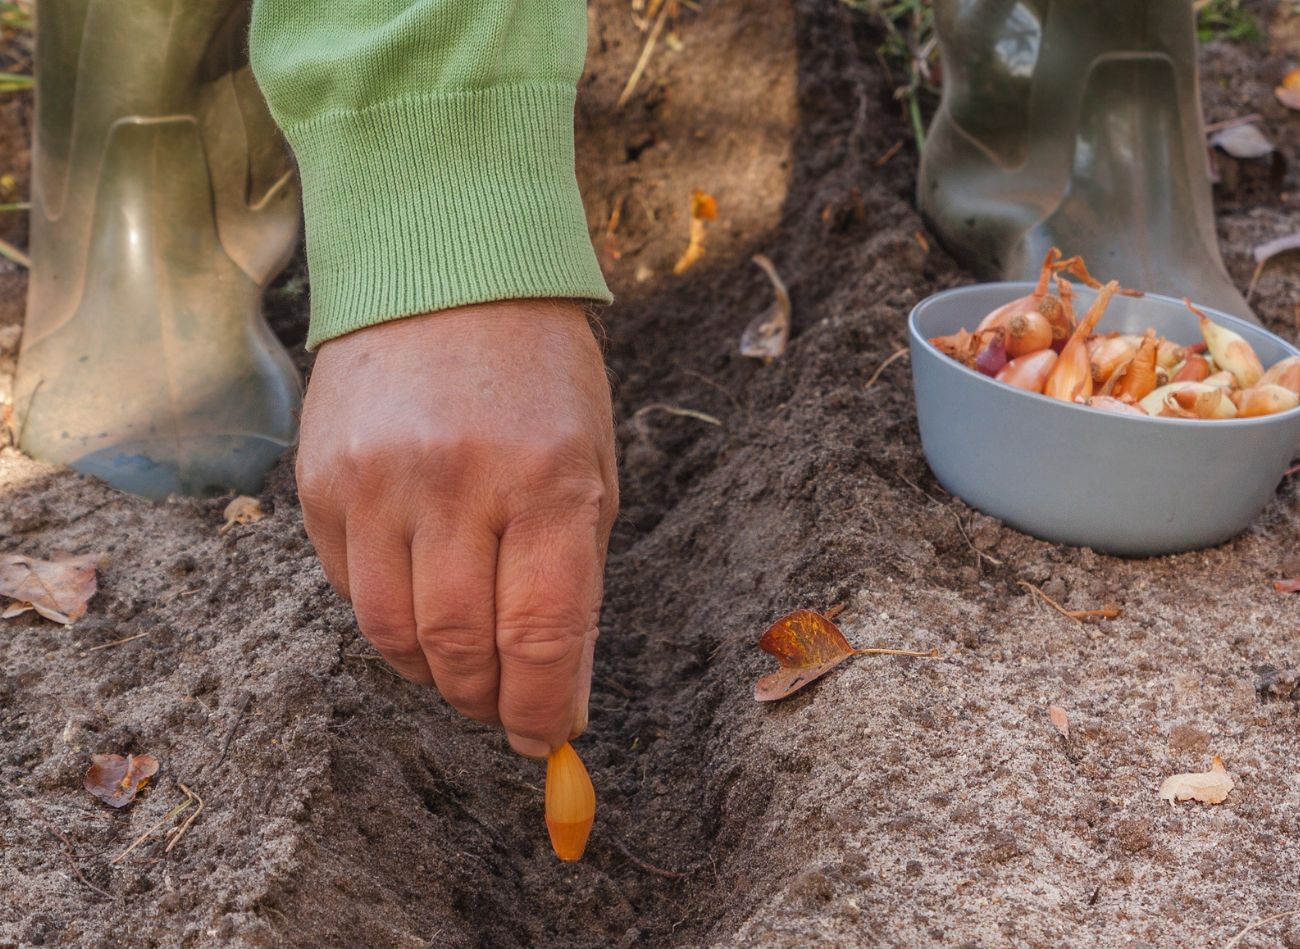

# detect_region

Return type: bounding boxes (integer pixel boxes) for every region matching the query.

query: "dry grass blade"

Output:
[0,235,29,268]
[1223,909,1300,949]
[112,797,193,864]
[865,347,909,388]
[164,784,204,853]
[631,403,721,440]
[1018,580,1121,623]
[618,0,670,108]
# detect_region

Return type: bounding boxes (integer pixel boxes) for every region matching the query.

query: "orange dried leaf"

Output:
[0,553,100,625]
[754,610,859,702]
[84,753,160,808]
[1276,68,1300,111]
[1048,705,1070,740]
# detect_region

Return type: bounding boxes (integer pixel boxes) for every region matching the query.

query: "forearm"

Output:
[248,0,611,349]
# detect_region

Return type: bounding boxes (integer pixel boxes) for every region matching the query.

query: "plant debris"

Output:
[1048,705,1070,741]
[1159,755,1234,806]
[739,254,791,361]
[1209,123,1276,160]
[1248,231,1300,300]
[219,496,265,535]
[1275,67,1300,111]
[1018,581,1122,623]
[673,190,717,275]
[1273,577,1300,593]
[0,552,100,624]
[84,753,159,808]
[754,609,936,702]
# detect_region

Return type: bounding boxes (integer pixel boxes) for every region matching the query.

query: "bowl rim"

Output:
[908,282,1300,429]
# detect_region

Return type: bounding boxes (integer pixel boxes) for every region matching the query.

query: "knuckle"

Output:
[497,618,585,671]
[417,622,495,670]
[356,609,418,658]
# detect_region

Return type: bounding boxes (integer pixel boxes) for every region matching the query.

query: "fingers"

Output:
[346,524,431,685]
[494,493,605,758]
[411,522,501,724]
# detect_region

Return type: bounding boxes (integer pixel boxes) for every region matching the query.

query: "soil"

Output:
[4,2,1300,946]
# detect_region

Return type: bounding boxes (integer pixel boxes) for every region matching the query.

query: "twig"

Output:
[631,402,722,441]
[611,838,688,879]
[873,140,903,167]
[164,784,204,853]
[204,690,251,773]
[1204,113,1263,134]
[112,798,193,865]
[38,817,111,899]
[865,347,909,388]
[824,602,847,621]
[1223,909,1300,949]
[1018,580,1121,623]
[617,0,669,108]
[0,235,29,268]
[1283,463,1300,478]
[855,646,939,658]
[84,631,150,653]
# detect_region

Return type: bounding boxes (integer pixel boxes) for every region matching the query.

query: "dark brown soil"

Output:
[4,2,1300,947]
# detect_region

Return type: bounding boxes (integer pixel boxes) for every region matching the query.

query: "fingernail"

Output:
[507,732,552,760]
[569,702,588,740]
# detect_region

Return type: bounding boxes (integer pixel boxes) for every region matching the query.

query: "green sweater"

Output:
[248,0,612,350]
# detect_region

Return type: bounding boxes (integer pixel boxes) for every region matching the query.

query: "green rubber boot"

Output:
[918,0,1253,321]
[14,0,301,498]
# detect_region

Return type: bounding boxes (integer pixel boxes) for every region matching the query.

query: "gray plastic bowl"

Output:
[908,282,1300,557]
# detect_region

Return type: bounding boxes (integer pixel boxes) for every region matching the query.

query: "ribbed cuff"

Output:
[283,83,612,350]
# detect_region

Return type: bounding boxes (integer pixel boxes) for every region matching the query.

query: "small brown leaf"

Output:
[672,190,717,275]
[1274,577,1300,593]
[1276,68,1300,111]
[739,254,791,361]
[84,753,160,808]
[219,496,264,535]
[0,553,100,624]
[754,610,857,702]
[1048,705,1070,741]
[1159,755,1234,806]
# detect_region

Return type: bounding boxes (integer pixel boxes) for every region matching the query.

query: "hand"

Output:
[296,299,618,758]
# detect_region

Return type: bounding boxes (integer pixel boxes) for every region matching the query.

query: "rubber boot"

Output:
[918,0,1253,321]
[14,0,301,498]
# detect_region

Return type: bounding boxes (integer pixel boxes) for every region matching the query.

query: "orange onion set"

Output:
[929,250,1300,420]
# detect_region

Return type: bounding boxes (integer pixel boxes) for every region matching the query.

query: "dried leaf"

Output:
[754,610,857,702]
[84,753,160,808]
[219,496,264,535]
[1248,231,1300,299]
[1276,68,1300,111]
[1209,123,1275,160]
[1048,705,1070,740]
[739,254,791,361]
[0,553,99,624]
[672,190,717,275]
[1159,755,1234,806]
[1274,577,1300,593]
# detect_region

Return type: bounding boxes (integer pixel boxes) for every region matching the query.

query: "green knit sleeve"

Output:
[248,0,612,350]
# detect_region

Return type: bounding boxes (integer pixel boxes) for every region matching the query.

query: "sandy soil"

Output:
[3,1,1300,946]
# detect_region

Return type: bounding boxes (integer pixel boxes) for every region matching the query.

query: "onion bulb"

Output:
[1231,384,1300,418]
[996,349,1058,392]
[1164,384,1237,420]
[1187,299,1263,387]
[1087,396,1147,416]
[1259,355,1300,395]
[1203,370,1236,389]
[1155,338,1185,371]
[976,248,1069,351]
[546,743,595,862]
[1044,281,1120,403]
[1172,354,1211,383]
[1110,332,1159,401]
[1089,336,1138,386]
[974,328,1008,377]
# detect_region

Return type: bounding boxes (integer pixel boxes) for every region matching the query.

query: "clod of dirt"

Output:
[1255,665,1300,704]
[1168,723,1211,756]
